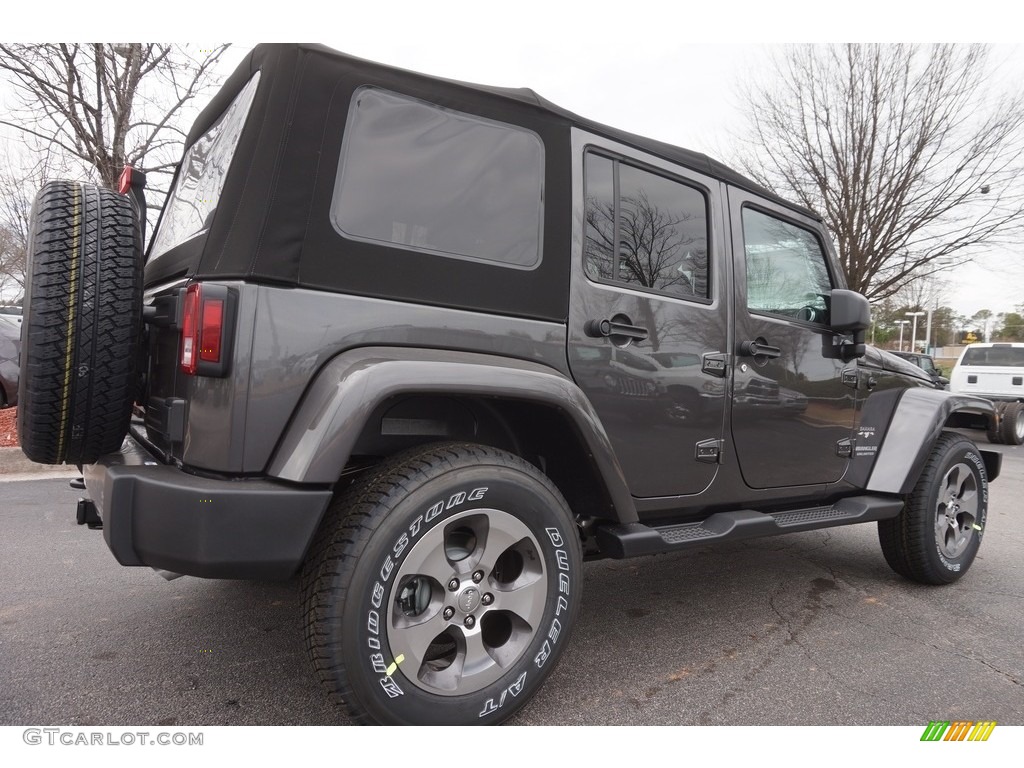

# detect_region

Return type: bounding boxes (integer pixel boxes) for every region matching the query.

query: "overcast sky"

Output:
[5,2,1024,318]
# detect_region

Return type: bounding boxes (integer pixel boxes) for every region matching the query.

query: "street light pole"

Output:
[895,320,910,351]
[906,311,926,352]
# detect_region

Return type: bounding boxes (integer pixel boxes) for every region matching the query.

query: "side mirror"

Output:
[830,289,871,360]
[830,289,871,332]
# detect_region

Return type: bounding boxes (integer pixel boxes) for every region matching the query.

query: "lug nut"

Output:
[443,606,455,621]
[464,615,476,629]
[472,570,484,583]
[481,593,494,606]
[448,578,459,592]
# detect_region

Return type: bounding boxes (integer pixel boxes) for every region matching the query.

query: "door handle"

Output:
[585,318,649,342]
[738,339,782,359]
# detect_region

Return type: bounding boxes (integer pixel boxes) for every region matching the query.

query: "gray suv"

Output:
[18,44,1002,725]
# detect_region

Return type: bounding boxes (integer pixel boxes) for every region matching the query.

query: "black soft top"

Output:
[150,43,811,322]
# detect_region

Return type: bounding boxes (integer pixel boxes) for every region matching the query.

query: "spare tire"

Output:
[18,180,142,465]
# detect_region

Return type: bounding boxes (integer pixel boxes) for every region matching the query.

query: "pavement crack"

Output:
[835,610,1022,688]
[767,592,803,650]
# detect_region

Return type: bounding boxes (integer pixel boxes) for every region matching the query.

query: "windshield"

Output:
[148,72,261,261]
[961,346,1024,367]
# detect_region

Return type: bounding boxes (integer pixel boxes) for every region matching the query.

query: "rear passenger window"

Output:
[584,152,710,300]
[332,87,544,268]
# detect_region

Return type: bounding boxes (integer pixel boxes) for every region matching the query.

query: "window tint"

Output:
[332,88,544,268]
[961,346,1024,367]
[150,72,261,260]
[742,208,832,321]
[584,152,709,299]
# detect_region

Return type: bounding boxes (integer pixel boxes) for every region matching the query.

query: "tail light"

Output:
[118,165,148,244]
[180,283,235,377]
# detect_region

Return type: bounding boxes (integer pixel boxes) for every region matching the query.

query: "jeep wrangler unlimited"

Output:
[18,44,1002,725]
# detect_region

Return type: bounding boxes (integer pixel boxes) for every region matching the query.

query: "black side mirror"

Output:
[830,289,871,360]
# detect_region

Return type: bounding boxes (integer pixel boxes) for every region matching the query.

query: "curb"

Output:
[0,446,78,478]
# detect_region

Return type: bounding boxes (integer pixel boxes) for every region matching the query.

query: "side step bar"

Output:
[595,495,905,559]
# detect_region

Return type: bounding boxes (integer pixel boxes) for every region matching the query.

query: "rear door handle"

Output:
[738,339,782,359]
[585,318,649,342]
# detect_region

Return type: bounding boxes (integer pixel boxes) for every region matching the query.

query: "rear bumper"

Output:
[83,436,332,579]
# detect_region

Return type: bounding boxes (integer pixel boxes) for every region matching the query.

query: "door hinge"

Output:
[842,367,859,390]
[836,438,854,458]
[701,352,728,378]
[695,438,723,464]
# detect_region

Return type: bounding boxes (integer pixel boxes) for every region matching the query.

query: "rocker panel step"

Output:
[595,496,905,559]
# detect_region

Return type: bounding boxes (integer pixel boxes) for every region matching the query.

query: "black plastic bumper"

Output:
[83,437,333,579]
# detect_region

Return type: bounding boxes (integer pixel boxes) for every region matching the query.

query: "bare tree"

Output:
[585,192,707,296]
[738,44,1024,301]
[0,43,229,196]
[0,225,22,301]
[971,308,996,342]
[585,191,708,352]
[0,156,48,302]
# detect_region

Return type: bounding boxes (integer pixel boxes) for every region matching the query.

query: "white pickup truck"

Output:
[950,342,1024,444]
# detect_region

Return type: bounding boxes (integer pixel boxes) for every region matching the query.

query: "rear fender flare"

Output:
[267,346,637,523]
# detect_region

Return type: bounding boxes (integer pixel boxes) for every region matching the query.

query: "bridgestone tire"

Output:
[877,432,988,585]
[301,442,582,725]
[18,180,142,465]
[998,402,1024,446]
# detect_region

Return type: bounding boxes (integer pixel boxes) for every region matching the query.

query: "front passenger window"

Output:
[742,208,832,323]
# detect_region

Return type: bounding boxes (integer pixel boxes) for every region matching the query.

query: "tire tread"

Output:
[300,441,573,725]
[877,431,985,585]
[18,180,142,465]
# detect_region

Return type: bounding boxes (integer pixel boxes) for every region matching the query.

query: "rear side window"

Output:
[584,152,710,300]
[149,72,261,261]
[961,346,1024,366]
[332,87,544,269]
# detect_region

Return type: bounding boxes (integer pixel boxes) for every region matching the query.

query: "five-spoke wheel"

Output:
[934,462,978,560]
[388,509,547,695]
[302,442,581,725]
[879,431,988,584]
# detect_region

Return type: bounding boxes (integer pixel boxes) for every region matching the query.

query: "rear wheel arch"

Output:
[268,347,637,525]
[348,393,623,533]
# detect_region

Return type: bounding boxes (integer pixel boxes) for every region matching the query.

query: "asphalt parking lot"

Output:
[1,440,1021,726]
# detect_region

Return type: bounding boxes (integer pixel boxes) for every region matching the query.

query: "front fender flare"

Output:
[864,388,1000,494]
[267,346,637,523]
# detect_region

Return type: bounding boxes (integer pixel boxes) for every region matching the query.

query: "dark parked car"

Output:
[17,44,1002,725]
[0,313,20,408]
[890,350,949,389]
